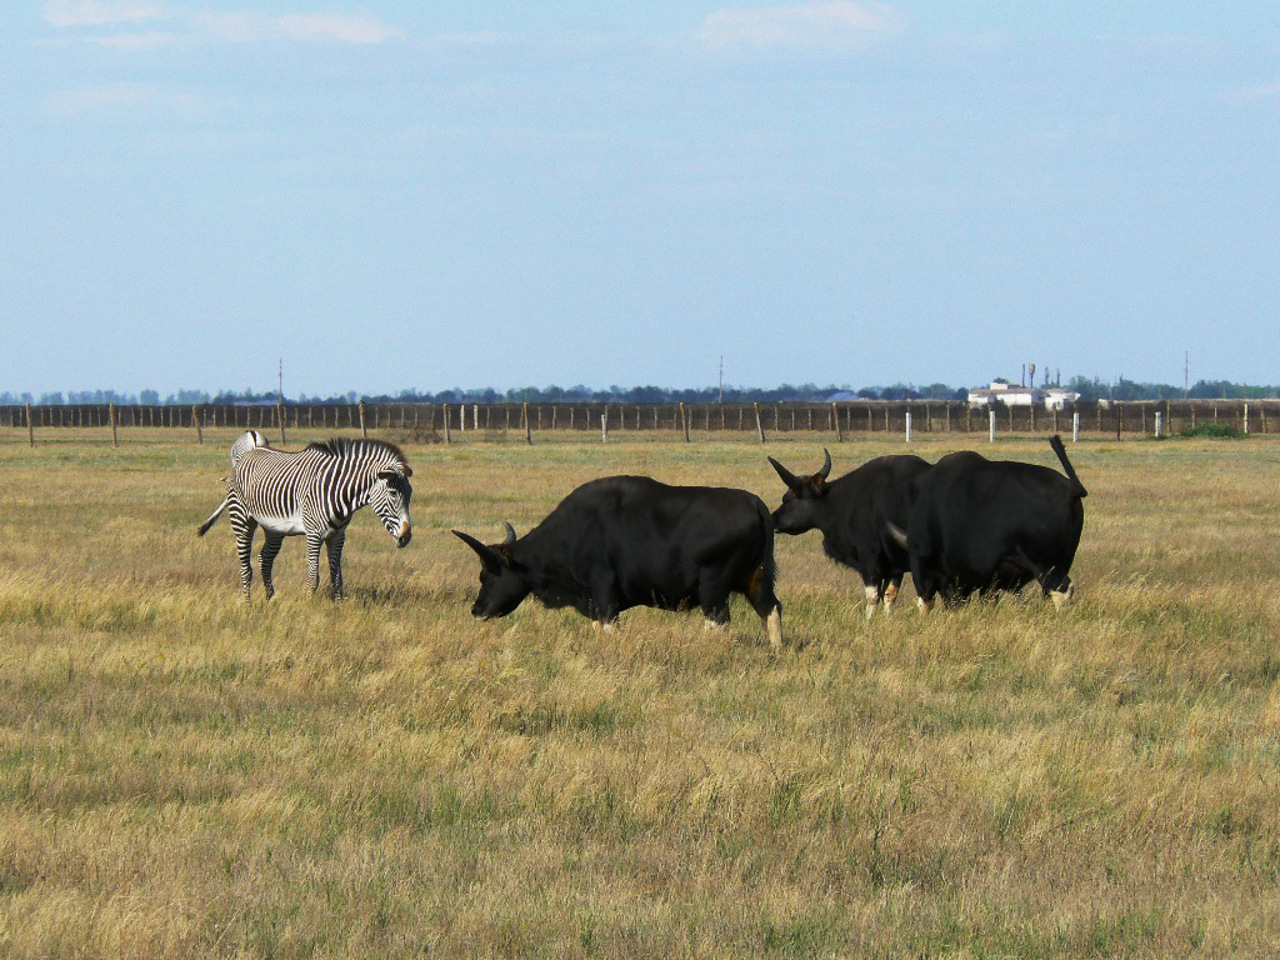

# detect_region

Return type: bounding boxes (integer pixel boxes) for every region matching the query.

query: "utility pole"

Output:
[718,356,724,404]
[1184,351,1189,399]
[278,358,284,404]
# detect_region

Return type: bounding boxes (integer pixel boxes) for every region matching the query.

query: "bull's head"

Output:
[368,465,414,547]
[768,449,832,535]
[452,523,527,619]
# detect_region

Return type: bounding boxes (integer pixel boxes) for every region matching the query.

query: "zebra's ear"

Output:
[377,468,411,483]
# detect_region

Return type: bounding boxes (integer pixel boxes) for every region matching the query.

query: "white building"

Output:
[967,380,1080,409]
[1040,387,1080,410]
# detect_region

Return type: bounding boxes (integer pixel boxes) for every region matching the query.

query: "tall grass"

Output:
[0,431,1277,957]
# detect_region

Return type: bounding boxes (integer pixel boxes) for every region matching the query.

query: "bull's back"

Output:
[914,454,1082,564]
[541,476,770,590]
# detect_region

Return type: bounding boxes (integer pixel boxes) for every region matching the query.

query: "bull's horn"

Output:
[887,523,909,549]
[817,448,832,481]
[501,522,517,545]
[768,456,803,492]
[452,529,504,572]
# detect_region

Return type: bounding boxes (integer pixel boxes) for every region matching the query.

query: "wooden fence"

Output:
[2,400,1276,445]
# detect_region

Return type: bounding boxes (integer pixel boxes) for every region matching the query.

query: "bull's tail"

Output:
[756,501,783,650]
[1050,434,1087,498]
[760,505,778,606]
[197,495,229,536]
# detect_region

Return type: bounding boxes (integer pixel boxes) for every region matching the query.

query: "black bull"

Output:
[894,435,1088,609]
[453,475,784,648]
[769,449,931,618]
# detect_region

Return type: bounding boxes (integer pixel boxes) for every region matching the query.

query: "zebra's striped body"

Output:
[199,433,413,600]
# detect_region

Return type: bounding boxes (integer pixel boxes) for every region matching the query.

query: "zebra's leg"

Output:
[233,517,258,602]
[326,531,347,600]
[259,531,285,601]
[305,532,325,596]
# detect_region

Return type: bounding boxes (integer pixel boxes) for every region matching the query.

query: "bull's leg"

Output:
[259,531,285,600]
[233,517,258,602]
[742,566,783,651]
[882,578,901,614]
[326,531,347,600]
[909,555,936,613]
[589,568,620,630]
[1010,546,1074,611]
[698,571,732,630]
[863,583,880,620]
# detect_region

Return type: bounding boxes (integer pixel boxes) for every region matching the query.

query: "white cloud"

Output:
[1233,80,1280,102]
[698,1,901,49]
[44,1,166,28]
[193,10,401,45]
[47,81,199,115]
[92,30,187,52]
[44,2,401,47]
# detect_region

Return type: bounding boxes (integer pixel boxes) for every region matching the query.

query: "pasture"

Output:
[1,431,1278,958]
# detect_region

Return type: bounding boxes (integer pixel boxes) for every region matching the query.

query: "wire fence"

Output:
[2,399,1274,446]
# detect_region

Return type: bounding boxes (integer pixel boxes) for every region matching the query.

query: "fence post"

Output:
[1244,403,1250,435]
[110,403,118,447]
[1116,405,1123,440]
[601,409,609,443]
[905,411,913,443]
[443,405,451,444]
[194,404,203,444]
[754,402,766,443]
[1154,411,1163,438]
[681,403,690,442]
[358,400,368,438]
[524,402,532,445]
[277,401,287,445]
[1073,412,1081,442]
[988,409,996,443]
[832,403,843,442]
[26,403,33,447]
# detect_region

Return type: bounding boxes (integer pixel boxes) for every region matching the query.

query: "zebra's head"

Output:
[367,465,414,547]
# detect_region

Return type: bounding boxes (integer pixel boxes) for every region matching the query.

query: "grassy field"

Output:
[1,430,1278,958]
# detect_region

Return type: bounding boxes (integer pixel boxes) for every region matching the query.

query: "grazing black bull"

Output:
[452,476,784,648]
[769,449,931,618]
[895,435,1087,610]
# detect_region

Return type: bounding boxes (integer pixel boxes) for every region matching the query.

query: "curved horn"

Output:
[452,529,504,572]
[817,448,832,481]
[768,456,803,493]
[501,522,517,545]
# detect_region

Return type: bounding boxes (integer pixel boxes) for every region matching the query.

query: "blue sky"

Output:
[3,2,1277,397]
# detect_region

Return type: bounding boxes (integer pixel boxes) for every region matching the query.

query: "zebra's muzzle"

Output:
[396,522,412,548]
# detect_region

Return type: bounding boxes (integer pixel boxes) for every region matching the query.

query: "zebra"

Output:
[198,432,414,600]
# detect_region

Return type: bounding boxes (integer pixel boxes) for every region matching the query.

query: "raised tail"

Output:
[1049,435,1088,498]
[197,496,229,536]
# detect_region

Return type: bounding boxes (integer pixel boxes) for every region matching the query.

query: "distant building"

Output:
[967,380,1079,409]
[1040,387,1080,410]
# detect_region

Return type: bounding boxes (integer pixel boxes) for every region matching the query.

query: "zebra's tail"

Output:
[198,495,230,536]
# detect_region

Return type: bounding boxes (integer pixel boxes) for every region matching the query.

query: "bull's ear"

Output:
[452,530,505,572]
[768,456,803,492]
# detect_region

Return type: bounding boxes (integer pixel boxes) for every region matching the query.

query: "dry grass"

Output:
[1,429,1278,958]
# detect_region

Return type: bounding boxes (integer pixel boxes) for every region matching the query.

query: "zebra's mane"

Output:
[306,437,409,467]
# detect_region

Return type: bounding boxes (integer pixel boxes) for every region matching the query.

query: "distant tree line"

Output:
[4,378,1278,407]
